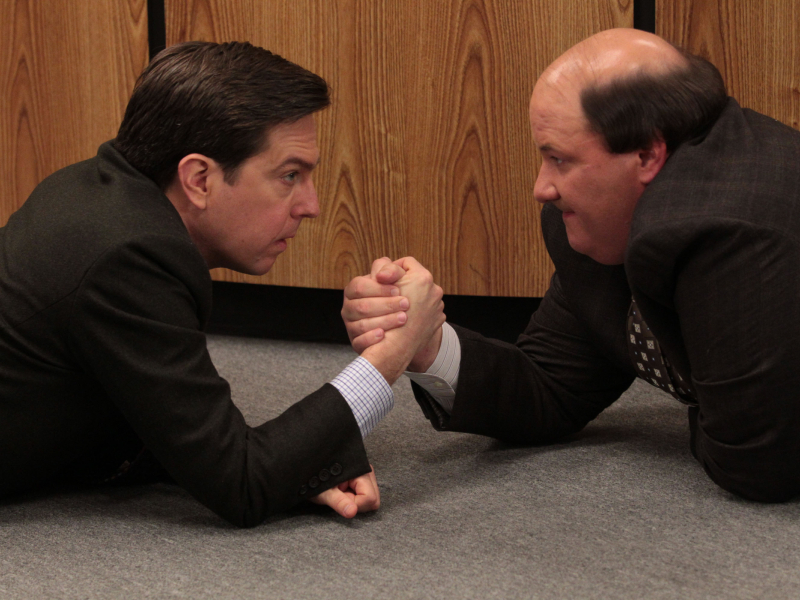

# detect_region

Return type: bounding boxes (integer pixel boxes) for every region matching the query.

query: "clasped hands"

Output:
[342,256,446,381]
[311,257,445,519]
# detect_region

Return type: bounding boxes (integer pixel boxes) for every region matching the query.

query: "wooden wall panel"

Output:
[0,0,149,226]
[167,0,632,296]
[657,0,800,131]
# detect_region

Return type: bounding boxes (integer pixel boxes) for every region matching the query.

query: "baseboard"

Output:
[207,281,541,345]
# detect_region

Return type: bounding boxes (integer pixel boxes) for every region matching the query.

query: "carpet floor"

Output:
[1,335,797,599]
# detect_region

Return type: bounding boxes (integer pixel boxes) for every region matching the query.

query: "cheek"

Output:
[260,210,291,240]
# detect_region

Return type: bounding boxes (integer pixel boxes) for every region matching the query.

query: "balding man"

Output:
[343,29,800,502]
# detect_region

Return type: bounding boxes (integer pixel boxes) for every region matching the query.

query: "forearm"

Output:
[107,372,370,527]
[443,324,621,443]
[411,280,634,443]
[69,240,371,527]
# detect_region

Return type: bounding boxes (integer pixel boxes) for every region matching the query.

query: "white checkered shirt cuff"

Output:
[331,356,394,438]
[404,322,460,413]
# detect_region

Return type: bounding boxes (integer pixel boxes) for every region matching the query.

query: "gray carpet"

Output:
[1,334,798,599]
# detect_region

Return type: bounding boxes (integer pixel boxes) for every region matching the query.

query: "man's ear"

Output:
[175,154,221,211]
[637,137,669,186]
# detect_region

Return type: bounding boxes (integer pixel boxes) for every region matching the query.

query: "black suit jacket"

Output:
[415,99,800,502]
[0,142,370,526]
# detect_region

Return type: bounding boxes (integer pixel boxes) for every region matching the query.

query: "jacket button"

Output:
[330,463,342,476]
[308,476,320,489]
[319,468,330,482]
[299,485,308,495]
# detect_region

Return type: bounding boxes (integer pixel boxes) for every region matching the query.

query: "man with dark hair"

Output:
[343,28,800,502]
[0,41,444,527]
[114,41,333,191]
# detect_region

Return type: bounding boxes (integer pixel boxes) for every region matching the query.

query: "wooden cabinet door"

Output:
[658,0,800,131]
[167,0,632,296]
[0,0,149,226]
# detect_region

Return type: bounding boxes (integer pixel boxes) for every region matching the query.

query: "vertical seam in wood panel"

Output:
[148,0,166,60]
[634,0,656,33]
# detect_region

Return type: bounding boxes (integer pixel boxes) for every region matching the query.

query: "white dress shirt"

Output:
[404,322,460,413]
[331,322,461,437]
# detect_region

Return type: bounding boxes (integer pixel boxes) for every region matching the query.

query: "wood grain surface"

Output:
[658,0,800,131]
[0,0,149,226]
[167,0,632,296]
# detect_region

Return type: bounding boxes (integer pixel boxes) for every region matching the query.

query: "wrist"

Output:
[360,343,408,386]
[407,326,443,373]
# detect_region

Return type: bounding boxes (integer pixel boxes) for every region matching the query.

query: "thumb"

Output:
[375,262,406,285]
[393,256,422,273]
[325,487,358,519]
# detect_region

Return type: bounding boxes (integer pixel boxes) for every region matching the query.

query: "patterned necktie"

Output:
[627,297,698,406]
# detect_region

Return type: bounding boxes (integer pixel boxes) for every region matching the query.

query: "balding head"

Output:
[539,28,686,95]
[531,28,727,154]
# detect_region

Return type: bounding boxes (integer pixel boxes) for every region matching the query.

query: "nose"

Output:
[533,164,559,204]
[294,179,320,219]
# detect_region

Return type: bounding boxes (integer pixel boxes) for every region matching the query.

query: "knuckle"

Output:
[354,299,369,316]
[351,279,367,297]
[356,318,370,335]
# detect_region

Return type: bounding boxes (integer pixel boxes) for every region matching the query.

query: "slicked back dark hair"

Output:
[580,50,728,154]
[114,41,330,189]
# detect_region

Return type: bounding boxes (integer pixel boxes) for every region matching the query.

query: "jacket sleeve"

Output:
[413,271,635,444]
[67,234,370,527]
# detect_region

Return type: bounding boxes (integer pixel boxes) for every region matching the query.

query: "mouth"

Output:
[558,206,575,219]
[274,231,297,251]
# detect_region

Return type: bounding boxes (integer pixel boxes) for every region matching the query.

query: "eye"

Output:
[282,171,299,183]
[550,156,564,166]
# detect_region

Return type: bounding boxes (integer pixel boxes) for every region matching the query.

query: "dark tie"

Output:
[627,297,698,406]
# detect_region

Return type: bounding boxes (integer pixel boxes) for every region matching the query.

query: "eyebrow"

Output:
[538,144,555,153]
[276,156,321,172]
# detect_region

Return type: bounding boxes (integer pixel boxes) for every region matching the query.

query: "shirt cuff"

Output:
[330,356,394,438]
[404,322,460,414]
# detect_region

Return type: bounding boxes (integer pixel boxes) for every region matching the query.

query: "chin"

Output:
[583,246,625,265]
[591,254,624,266]
[249,261,276,276]
[567,238,623,266]
[566,234,592,258]
[225,258,276,277]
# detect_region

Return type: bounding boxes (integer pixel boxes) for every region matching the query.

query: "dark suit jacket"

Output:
[414,98,800,502]
[0,141,370,527]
